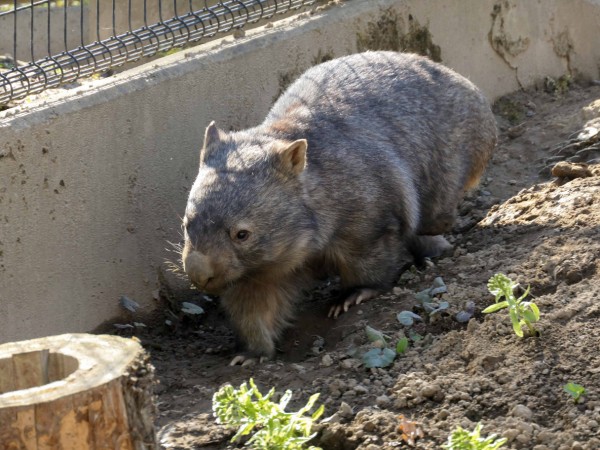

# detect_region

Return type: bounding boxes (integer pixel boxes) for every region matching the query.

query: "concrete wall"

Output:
[0,6,86,62]
[1,0,600,344]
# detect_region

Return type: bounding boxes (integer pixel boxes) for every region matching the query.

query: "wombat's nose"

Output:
[182,250,215,287]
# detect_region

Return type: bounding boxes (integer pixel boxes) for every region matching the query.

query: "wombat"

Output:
[182,51,497,364]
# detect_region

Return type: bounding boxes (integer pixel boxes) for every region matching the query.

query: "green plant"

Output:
[212,378,324,450]
[483,273,540,337]
[362,325,397,368]
[563,382,586,404]
[396,336,409,354]
[443,423,507,450]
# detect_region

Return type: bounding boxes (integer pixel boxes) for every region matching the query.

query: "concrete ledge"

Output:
[1,0,600,344]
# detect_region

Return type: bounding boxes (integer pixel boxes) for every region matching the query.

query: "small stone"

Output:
[340,358,358,370]
[375,395,391,408]
[321,354,334,367]
[512,404,533,421]
[517,434,532,445]
[517,422,533,435]
[290,363,306,373]
[338,402,354,418]
[342,389,356,399]
[420,383,441,399]
[571,442,584,450]
[504,428,520,442]
[393,286,410,295]
[437,409,450,420]
[363,421,377,432]
[354,384,369,395]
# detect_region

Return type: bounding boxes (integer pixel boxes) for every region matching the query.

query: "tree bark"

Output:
[0,333,157,450]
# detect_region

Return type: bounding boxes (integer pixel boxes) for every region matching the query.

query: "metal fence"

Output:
[0,0,316,107]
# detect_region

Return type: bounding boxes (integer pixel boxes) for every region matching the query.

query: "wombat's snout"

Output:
[182,250,218,293]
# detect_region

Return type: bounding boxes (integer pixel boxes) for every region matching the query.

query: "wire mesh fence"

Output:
[0,0,316,107]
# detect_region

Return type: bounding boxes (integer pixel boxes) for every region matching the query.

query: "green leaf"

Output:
[365,325,387,344]
[396,337,409,354]
[212,378,325,449]
[430,277,447,296]
[397,311,422,326]
[517,284,531,302]
[521,309,538,324]
[526,302,540,321]
[363,347,396,368]
[510,311,524,337]
[482,301,509,313]
[564,382,586,403]
[408,330,424,342]
[443,422,507,449]
[415,289,433,303]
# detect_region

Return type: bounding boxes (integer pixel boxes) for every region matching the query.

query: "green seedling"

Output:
[365,325,389,345]
[396,336,409,354]
[443,423,507,450]
[363,347,396,368]
[363,325,397,367]
[213,378,324,450]
[563,382,586,404]
[397,310,422,326]
[483,273,540,337]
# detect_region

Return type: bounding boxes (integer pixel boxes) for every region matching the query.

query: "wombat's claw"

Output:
[229,355,268,366]
[328,288,379,319]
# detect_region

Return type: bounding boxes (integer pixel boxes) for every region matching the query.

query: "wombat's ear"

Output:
[200,121,221,165]
[274,139,308,176]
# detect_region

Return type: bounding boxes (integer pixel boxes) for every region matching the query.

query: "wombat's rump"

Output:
[182,52,497,363]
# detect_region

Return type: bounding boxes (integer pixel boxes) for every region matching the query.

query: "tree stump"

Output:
[0,333,157,449]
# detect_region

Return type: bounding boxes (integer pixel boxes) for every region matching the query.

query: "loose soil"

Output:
[135,83,600,449]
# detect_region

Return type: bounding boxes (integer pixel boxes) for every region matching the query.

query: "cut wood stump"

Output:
[0,333,157,449]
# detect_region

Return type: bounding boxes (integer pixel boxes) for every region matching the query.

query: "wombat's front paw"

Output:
[328,287,379,319]
[229,354,270,367]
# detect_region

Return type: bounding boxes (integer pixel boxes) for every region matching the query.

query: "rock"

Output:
[362,421,376,432]
[536,430,554,443]
[338,402,354,419]
[354,384,369,395]
[420,383,442,400]
[321,354,334,367]
[512,404,533,421]
[290,363,306,373]
[375,395,391,408]
[437,409,450,420]
[504,428,520,442]
[551,161,592,179]
[340,358,359,370]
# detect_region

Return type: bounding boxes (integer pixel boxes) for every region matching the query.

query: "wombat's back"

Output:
[264,51,497,237]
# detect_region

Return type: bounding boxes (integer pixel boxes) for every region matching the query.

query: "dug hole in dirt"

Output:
[130,82,600,450]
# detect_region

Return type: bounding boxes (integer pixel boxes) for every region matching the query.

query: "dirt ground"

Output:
[137,82,600,449]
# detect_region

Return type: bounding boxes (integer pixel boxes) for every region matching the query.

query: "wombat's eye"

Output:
[235,230,250,242]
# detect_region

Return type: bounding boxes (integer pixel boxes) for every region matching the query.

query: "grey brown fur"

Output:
[182,51,497,360]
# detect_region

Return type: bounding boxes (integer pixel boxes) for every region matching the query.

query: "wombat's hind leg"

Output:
[328,287,379,319]
[407,235,453,266]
